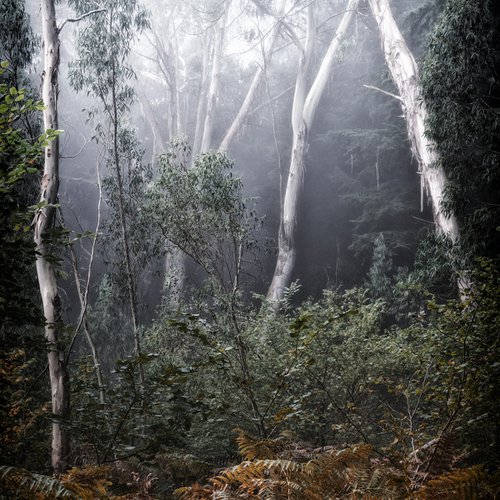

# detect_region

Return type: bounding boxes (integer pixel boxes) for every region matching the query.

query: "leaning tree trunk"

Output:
[34,0,70,473]
[267,0,360,303]
[367,0,459,242]
[219,0,286,152]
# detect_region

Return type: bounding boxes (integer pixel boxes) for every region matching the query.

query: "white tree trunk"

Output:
[200,1,230,152]
[192,32,211,156]
[219,0,285,152]
[35,0,70,473]
[367,0,459,242]
[267,0,359,303]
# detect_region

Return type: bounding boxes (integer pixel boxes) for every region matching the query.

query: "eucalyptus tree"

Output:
[31,0,70,473]
[218,0,286,152]
[264,0,360,303]
[68,0,149,388]
[145,0,288,299]
[145,0,189,145]
[34,0,108,473]
[147,139,266,435]
[366,0,459,247]
[144,0,231,153]
[142,0,228,299]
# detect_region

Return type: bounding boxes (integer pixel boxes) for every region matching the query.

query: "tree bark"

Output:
[267,0,360,303]
[200,0,230,152]
[192,31,211,156]
[35,0,70,473]
[367,0,459,242]
[219,0,285,152]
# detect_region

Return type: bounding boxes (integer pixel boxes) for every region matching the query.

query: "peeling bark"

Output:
[35,0,70,473]
[367,0,459,242]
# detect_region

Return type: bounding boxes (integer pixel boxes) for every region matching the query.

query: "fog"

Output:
[22,0,435,318]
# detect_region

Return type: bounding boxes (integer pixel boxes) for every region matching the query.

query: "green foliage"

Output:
[0,0,38,87]
[68,0,157,382]
[142,258,499,490]
[143,285,391,455]
[147,139,260,300]
[367,233,394,299]
[405,259,499,465]
[421,0,500,260]
[0,62,61,328]
[71,346,197,464]
[0,66,59,470]
[99,135,159,308]
[68,0,149,115]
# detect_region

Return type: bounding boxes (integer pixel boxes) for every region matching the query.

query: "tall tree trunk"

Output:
[267,0,359,303]
[109,7,145,390]
[35,0,70,473]
[219,0,285,152]
[200,0,230,152]
[367,0,459,242]
[192,31,211,157]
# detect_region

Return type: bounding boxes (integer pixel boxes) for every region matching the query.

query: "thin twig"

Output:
[21,363,48,401]
[65,154,104,364]
[363,84,401,101]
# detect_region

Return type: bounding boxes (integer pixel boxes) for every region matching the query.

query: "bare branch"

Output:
[65,154,104,365]
[250,0,303,51]
[363,83,402,101]
[58,8,106,33]
[60,136,90,159]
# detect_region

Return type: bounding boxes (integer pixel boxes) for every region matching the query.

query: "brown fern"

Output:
[60,465,112,498]
[235,428,284,460]
[175,431,493,500]
[418,465,486,499]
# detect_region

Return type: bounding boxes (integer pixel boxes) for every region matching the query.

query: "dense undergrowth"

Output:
[1,259,499,498]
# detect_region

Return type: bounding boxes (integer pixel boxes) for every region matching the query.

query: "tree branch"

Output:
[58,8,106,33]
[363,84,402,101]
[250,0,303,51]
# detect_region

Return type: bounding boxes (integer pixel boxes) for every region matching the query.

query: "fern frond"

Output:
[173,483,215,499]
[412,432,456,482]
[211,445,379,499]
[234,428,283,460]
[0,465,75,499]
[0,465,112,499]
[418,465,486,499]
[61,465,112,498]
